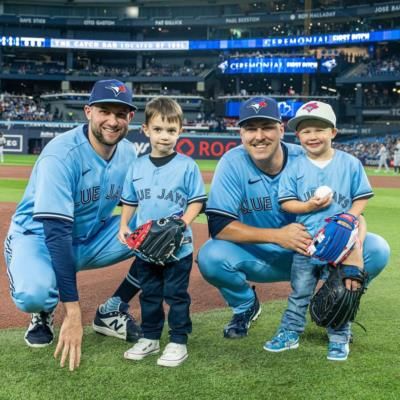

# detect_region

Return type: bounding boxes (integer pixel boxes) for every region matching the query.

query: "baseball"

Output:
[315,185,333,199]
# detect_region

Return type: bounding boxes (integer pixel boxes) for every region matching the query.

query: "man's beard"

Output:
[91,124,127,146]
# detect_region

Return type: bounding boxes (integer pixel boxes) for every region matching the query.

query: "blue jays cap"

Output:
[88,79,137,111]
[287,101,336,131]
[238,96,281,126]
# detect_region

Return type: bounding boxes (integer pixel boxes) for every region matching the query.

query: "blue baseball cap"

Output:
[88,79,137,111]
[238,96,281,126]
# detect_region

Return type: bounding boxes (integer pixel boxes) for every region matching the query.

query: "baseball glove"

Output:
[307,213,359,266]
[309,264,368,329]
[126,216,186,265]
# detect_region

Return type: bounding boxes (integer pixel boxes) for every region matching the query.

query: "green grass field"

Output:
[0,156,399,399]
[2,155,399,177]
[1,154,39,165]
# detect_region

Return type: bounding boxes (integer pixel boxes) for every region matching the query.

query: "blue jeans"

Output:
[279,253,350,343]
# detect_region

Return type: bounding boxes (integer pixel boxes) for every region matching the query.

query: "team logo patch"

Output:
[106,84,127,97]
[248,100,267,114]
[301,102,319,113]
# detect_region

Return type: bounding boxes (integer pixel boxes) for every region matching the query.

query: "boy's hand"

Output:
[118,226,132,245]
[306,193,333,212]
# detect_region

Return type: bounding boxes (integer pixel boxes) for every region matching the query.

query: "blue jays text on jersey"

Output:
[121,152,207,260]
[206,142,304,229]
[134,187,186,208]
[278,150,373,236]
[10,125,137,242]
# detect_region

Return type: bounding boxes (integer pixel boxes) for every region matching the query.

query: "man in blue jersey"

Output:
[4,79,142,371]
[197,96,390,340]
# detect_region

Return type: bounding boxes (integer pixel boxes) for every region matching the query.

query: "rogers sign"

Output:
[176,137,240,159]
[127,131,241,159]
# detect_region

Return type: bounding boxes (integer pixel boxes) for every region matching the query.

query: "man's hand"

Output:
[54,302,83,371]
[276,223,312,255]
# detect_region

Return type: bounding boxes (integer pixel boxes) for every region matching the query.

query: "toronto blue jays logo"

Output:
[301,102,319,113]
[106,84,127,97]
[248,100,267,114]
[321,58,337,72]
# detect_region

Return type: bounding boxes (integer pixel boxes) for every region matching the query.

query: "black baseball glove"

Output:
[126,216,186,265]
[309,264,368,329]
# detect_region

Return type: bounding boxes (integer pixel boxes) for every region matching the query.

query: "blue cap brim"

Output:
[238,115,282,126]
[89,99,137,111]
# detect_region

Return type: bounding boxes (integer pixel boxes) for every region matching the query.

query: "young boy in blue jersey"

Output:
[117,96,207,367]
[264,101,373,361]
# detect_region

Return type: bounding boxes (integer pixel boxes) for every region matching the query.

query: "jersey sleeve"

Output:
[206,156,243,219]
[33,155,76,222]
[121,164,138,206]
[278,161,299,204]
[42,219,78,302]
[351,158,374,200]
[185,161,207,204]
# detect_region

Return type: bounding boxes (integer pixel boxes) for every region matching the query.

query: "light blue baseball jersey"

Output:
[10,125,137,241]
[278,149,373,236]
[121,153,207,260]
[206,142,304,228]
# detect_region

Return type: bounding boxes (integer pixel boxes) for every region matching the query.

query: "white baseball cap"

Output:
[287,101,336,131]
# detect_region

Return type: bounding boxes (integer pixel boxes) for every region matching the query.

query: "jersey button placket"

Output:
[152,168,159,211]
[318,171,325,187]
[153,168,159,186]
[97,165,110,224]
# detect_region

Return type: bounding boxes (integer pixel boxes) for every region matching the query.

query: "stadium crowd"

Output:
[1,59,210,79]
[358,55,400,78]
[334,135,400,169]
[0,94,53,121]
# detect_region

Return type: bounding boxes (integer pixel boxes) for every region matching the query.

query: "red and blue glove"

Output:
[307,213,359,266]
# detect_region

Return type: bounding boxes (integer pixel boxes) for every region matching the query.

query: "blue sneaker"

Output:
[264,329,299,352]
[93,301,141,342]
[24,311,55,348]
[327,342,350,361]
[223,288,261,339]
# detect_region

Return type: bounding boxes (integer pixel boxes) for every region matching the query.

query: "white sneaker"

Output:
[124,338,160,361]
[157,343,188,367]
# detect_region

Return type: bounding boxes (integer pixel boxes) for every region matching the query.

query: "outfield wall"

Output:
[0,121,384,164]
[0,124,246,159]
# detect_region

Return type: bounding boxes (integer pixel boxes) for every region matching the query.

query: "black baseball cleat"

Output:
[223,287,261,339]
[93,301,141,342]
[24,311,55,348]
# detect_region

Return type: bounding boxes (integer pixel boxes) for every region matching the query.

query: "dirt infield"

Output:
[0,203,291,329]
[0,164,398,329]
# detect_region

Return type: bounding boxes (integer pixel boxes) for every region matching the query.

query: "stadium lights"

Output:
[126,6,139,18]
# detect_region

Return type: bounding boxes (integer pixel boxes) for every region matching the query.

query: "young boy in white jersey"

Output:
[118,97,207,367]
[264,101,373,361]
